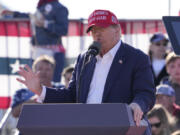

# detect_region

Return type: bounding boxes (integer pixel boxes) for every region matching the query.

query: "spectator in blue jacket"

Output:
[1,0,69,84]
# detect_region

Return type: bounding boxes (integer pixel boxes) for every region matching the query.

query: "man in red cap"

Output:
[17,9,155,135]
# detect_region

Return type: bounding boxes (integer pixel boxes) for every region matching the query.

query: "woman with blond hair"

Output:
[147,104,176,135]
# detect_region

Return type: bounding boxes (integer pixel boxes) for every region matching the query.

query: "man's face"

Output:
[167,59,180,82]
[35,61,54,85]
[90,25,120,50]
[156,94,173,109]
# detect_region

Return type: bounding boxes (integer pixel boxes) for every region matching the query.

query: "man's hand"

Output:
[129,103,144,126]
[16,65,42,96]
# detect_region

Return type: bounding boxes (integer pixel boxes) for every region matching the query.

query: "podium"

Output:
[17,103,147,135]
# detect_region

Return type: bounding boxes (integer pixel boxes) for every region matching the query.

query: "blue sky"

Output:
[0,0,180,19]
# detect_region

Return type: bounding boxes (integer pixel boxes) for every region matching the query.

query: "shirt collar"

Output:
[96,40,121,60]
[109,40,121,58]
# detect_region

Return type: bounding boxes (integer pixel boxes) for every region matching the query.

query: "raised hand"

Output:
[16,65,42,96]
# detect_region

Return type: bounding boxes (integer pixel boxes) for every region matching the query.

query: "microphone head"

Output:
[88,41,101,57]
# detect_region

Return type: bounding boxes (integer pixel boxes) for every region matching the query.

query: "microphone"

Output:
[76,41,101,102]
[87,41,101,57]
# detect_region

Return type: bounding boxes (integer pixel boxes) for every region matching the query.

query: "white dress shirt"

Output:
[86,40,121,103]
[38,40,121,103]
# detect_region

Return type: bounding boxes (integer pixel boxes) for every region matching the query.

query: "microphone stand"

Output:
[76,41,100,103]
[76,53,91,103]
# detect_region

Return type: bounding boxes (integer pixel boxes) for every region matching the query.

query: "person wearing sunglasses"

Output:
[147,104,176,135]
[148,33,169,86]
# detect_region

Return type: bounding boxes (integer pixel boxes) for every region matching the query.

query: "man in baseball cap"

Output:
[148,33,169,86]
[17,9,155,135]
[156,84,175,97]
[86,9,119,33]
[150,33,169,44]
[86,9,122,56]
[85,9,155,133]
[156,84,180,120]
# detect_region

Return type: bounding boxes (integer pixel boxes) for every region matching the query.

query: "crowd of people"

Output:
[147,33,180,135]
[1,0,69,85]
[1,1,180,135]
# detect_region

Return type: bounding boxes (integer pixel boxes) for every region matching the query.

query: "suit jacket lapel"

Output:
[79,57,97,103]
[102,42,126,102]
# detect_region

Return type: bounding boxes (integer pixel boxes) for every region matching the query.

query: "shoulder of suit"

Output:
[79,51,87,58]
[122,42,148,58]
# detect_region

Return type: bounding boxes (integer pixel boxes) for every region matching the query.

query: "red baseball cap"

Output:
[86,9,119,33]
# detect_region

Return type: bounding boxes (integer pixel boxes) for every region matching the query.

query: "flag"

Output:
[0,19,167,109]
[0,19,32,109]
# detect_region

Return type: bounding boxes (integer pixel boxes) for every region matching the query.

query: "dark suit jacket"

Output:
[44,42,155,135]
[44,42,155,113]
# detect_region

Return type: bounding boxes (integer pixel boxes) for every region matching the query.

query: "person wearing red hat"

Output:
[17,9,155,135]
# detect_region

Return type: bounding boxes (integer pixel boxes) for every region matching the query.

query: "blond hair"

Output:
[147,104,177,135]
[166,52,180,65]
[32,55,55,72]
[171,130,180,135]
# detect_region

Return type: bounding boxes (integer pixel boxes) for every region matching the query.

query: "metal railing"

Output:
[0,108,12,134]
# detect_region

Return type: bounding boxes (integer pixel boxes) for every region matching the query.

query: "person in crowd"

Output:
[161,52,180,105]
[155,84,180,128]
[147,104,176,135]
[17,9,156,135]
[148,33,169,86]
[61,66,74,88]
[1,0,69,84]
[0,111,18,135]
[12,55,62,118]
[4,55,60,135]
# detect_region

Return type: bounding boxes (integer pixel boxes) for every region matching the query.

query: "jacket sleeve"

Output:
[45,4,69,36]
[132,52,156,114]
[44,54,82,103]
